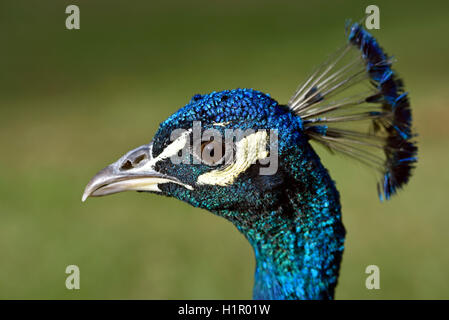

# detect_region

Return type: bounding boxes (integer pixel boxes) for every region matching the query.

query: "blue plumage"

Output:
[292,22,417,201]
[83,22,417,299]
[150,88,344,299]
[347,23,417,199]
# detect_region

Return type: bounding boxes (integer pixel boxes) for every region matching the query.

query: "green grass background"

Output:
[1,0,448,299]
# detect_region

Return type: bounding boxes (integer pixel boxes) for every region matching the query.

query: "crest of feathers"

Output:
[288,22,417,200]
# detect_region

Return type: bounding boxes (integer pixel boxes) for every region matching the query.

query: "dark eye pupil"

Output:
[200,141,226,165]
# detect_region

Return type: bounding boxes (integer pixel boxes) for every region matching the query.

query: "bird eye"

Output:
[200,140,226,166]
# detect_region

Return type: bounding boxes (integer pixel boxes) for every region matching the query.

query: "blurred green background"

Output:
[1,0,448,299]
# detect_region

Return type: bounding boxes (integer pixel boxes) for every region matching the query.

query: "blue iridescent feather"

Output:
[290,22,417,200]
[348,23,416,199]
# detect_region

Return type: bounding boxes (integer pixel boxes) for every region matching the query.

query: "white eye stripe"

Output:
[130,130,191,173]
[197,131,269,186]
[154,130,191,162]
[212,121,231,127]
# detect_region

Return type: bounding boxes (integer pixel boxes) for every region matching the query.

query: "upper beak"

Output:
[82,142,191,202]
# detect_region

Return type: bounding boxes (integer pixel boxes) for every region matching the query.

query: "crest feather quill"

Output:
[288,22,417,200]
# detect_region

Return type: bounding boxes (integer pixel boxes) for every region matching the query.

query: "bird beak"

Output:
[82,142,191,202]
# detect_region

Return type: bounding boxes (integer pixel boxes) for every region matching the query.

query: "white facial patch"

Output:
[121,130,194,191]
[133,130,191,173]
[154,130,191,162]
[212,121,231,127]
[197,131,269,186]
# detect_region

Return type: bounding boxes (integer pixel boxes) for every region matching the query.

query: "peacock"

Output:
[82,22,417,300]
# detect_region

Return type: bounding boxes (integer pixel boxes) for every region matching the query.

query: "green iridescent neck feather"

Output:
[211,140,345,300]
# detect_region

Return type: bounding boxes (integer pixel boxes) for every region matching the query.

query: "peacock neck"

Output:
[251,189,345,300]
[215,147,346,299]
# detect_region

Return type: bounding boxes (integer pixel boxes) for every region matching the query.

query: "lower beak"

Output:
[82,143,191,202]
[82,165,169,202]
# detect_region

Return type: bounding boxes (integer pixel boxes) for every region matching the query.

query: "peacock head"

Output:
[82,89,309,216]
[82,23,417,299]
